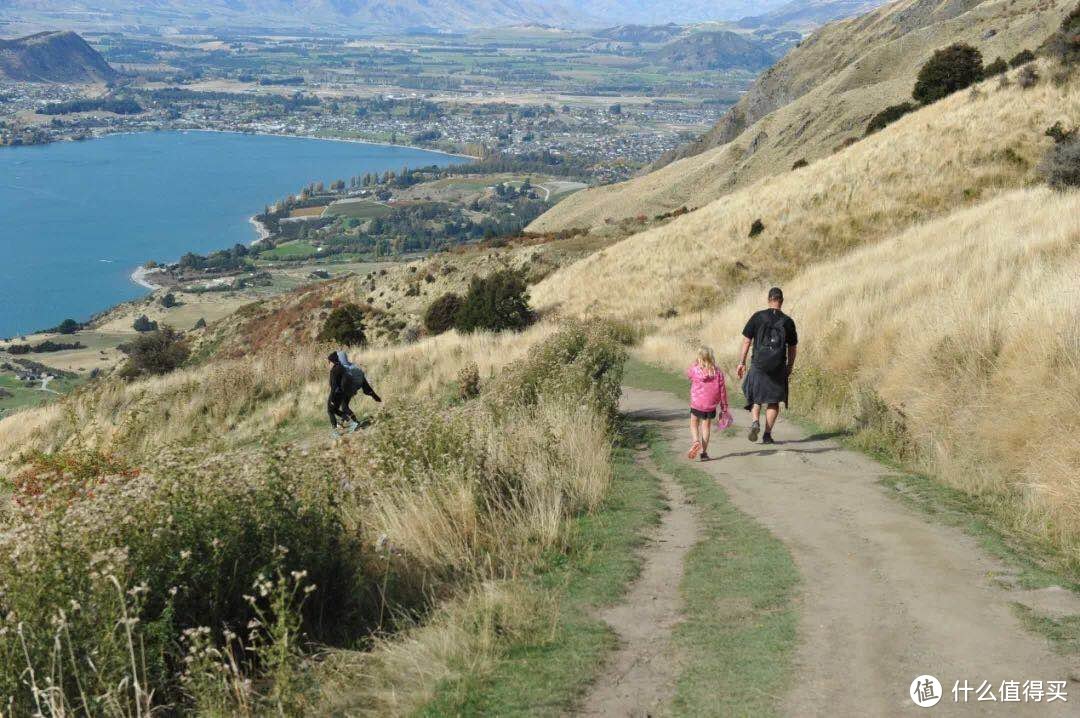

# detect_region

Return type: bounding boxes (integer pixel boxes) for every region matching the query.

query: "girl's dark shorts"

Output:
[690,407,717,420]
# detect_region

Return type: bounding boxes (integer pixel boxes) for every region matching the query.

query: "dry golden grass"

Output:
[0,322,557,466]
[531,0,1073,232]
[637,187,1080,560]
[533,68,1078,322]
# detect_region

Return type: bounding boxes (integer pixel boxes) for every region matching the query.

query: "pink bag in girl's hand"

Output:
[716,408,734,432]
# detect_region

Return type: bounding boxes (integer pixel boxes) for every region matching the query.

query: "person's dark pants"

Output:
[328,391,358,428]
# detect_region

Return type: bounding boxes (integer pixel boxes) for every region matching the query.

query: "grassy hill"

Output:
[0,0,1076,712]
[529,0,1073,233]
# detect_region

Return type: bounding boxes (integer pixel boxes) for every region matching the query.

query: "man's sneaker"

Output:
[748,421,760,443]
[330,428,341,439]
[762,433,776,445]
[700,451,710,462]
[348,420,360,433]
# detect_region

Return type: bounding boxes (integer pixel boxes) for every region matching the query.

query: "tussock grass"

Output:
[638,188,1080,567]
[0,322,627,714]
[0,323,558,464]
[534,68,1078,321]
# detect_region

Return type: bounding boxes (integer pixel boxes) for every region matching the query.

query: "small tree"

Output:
[160,292,177,308]
[865,102,918,135]
[54,319,80,335]
[132,314,158,333]
[749,219,765,237]
[454,271,534,334]
[912,44,984,104]
[318,304,367,346]
[424,292,463,335]
[118,326,189,380]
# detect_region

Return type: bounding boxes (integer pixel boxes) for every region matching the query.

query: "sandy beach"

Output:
[130,265,166,290]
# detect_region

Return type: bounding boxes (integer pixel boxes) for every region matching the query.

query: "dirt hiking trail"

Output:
[578,454,699,717]
[613,386,1080,717]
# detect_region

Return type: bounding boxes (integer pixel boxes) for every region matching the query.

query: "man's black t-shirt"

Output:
[742,308,798,368]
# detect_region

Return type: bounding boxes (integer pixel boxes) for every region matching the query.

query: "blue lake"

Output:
[0,131,459,338]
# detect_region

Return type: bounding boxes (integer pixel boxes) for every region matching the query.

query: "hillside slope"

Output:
[636,186,1080,557]
[0,31,117,83]
[533,66,1077,318]
[529,0,1072,233]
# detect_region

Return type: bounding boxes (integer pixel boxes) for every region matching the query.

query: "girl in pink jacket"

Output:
[686,346,729,461]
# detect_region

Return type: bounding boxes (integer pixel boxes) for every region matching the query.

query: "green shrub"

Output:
[454,270,535,334]
[0,447,374,713]
[912,44,984,103]
[1009,49,1036,67]
[53,318,80,335]
[749,218,765,237]
[119,326,189,380]
[133,314,158,332]
[317,303,367,346]
[160,292,177,308]
[984,57,1008,76]
[865,102,918,135]
[791,158,809,170]
[424,292,463,334]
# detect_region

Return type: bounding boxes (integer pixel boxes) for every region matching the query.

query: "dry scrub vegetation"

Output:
[637,188,1080,565]
[0,321,627,714]
[534,66,1078,321]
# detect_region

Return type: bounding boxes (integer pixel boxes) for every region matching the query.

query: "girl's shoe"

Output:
[688,440,702,459]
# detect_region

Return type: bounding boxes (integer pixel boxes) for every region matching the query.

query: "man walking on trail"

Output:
[736,287,798,444]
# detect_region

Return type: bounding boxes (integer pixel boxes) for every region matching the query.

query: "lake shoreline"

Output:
[2,130,462,337]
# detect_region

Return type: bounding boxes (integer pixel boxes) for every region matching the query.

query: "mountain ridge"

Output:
[0,30,117,83]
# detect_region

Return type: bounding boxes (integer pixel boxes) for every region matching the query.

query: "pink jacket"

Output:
[686,364,728,413]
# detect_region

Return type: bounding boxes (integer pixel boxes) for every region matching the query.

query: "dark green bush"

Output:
[53,318,80,335]
[423,292,463,335]
[984,57,1008,76]
[118,326,189,380]
[132,314,158,332]
[912,44,984,103]
[454,270,535,334]
[317,303,367,346]
[1009,49,1036,68]
[791,158,809,170]
[159,292,177,308]
[865,102,918,135]
[749,218,765,237]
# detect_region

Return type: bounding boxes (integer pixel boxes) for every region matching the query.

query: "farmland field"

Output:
[323,198,393,219]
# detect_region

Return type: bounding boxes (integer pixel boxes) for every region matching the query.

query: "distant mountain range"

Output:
[0,0,799,33]
[736,0,888,31]
[0,30,117,82]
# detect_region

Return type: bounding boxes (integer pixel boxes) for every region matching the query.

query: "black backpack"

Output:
[754,312,788,373]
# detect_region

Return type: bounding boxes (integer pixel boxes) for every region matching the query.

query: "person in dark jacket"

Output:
[328,350,381,433]
[735,287,798,445]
